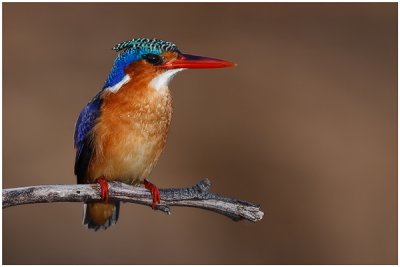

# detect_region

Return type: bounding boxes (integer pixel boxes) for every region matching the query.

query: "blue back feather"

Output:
[74,93,102,149]
[74,93,102,182]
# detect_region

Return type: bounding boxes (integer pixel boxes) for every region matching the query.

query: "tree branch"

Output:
[2,179,264,222]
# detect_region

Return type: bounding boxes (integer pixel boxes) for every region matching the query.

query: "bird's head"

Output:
[103,38,235,92]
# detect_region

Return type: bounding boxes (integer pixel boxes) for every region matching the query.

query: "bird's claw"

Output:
[95,176,109,203]
[143,179,161,209]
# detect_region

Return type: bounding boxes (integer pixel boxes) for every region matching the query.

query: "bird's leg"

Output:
[143,179,160,209]
[95,176,109,203]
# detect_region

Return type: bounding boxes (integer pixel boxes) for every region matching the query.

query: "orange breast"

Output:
[87,78,172,184]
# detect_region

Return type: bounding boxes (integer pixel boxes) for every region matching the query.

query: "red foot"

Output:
[95,176,109,203]
[143,179,160,209]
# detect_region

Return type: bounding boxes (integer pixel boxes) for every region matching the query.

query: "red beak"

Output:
[164,53,236,69]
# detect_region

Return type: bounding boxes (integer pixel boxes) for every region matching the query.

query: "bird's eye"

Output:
[142,53,163,65]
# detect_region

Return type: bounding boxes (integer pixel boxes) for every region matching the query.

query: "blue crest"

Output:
[103,38,180,89]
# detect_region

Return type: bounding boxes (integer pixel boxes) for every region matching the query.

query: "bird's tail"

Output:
[83,201,120,231]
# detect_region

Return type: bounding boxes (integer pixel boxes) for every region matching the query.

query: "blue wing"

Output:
[74,93,103,183]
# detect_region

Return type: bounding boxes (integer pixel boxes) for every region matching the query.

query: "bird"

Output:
[74,37,235,231]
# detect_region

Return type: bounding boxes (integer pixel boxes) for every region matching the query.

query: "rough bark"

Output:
[3,179,264,222]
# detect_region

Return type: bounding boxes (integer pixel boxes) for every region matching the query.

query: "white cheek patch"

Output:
[150,68,185,91]
[105,74,131,93]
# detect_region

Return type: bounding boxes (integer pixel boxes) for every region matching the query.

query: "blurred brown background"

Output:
[3,3,397,264]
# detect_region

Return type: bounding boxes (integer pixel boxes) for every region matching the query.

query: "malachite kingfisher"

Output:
[74,38,235,231]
